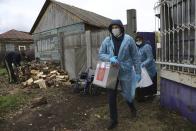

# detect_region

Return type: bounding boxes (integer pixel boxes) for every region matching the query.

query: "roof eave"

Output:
[0,38,33,42]
[30,0,111,34]
[30,0,51,34]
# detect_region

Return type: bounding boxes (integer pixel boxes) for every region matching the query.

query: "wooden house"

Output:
[0,29,34,64]
[30,0,111,78]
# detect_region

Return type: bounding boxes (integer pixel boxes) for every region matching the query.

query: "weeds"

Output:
[0,93,29,116]
[0,67,7,76]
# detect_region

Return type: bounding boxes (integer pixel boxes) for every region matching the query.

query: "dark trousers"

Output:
[4,59,17,83]
[108,88,118,122]
[136,74,157,100]
[107,80,135,122]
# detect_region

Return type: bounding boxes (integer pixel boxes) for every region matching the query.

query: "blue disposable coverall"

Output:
[138,42,156,79]
[99,20,141,125]
[99,34,141,102]
[136,41,157,99]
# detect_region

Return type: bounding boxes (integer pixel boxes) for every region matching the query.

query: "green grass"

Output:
[0,67,7,76]
[0,93,29,116]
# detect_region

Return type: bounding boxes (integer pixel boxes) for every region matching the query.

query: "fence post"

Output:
[86,31,92,68]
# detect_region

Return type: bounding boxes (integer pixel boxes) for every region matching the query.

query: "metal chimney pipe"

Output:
[127,9,137,37]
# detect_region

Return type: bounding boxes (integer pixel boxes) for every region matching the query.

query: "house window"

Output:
[6,44,15,51]
[19,45,26,51]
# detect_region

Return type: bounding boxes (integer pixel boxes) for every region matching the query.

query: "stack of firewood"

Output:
[19,61,70,89]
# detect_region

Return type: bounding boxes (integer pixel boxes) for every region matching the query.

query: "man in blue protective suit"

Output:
[4,51,24,84]
[135,34,157,101]
[98,19,141,130]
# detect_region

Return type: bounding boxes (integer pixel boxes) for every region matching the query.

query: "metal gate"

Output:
[154,0,196,75]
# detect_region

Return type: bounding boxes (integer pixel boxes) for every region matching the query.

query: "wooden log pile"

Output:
[19,61,70,88]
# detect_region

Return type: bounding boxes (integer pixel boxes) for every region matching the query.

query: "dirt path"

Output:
[0,76,195,131]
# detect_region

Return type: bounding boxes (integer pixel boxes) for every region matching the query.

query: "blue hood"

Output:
[108,19,125,34]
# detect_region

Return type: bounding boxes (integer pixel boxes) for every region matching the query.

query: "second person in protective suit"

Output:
[98,19,141,130]
[135,34,157,101]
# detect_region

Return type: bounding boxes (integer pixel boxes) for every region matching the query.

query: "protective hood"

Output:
[108,19,125,34]
[135,33,145,48]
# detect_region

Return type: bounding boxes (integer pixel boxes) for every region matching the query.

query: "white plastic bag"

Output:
[137,67,153,88]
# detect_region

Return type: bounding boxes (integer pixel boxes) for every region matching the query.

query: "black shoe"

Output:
[107,121,118,130]
[131,108,137,118]
[126,101,137,118]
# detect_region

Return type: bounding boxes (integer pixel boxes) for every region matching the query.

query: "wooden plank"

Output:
[86,31,92,68]
[59,32,65,70]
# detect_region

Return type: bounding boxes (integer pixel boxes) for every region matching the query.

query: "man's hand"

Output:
[110,56,119,64]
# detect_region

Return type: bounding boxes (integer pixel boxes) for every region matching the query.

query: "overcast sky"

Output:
[0,0,158,34]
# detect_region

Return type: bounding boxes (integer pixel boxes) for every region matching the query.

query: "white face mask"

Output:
[112,28,121,37]
[136,41,142,45]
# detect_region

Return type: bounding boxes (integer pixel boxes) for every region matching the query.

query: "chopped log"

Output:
[27,78,34,85]
[40,75,47,78]
[34,79,47,89]
[56,75,65,79]
[56,78,63,81]
[56,72,60,75]
[37,72,44,77]
[56,75,68,81]
[31,96,47,108]
[32,75,39,80]
[30,70,40,75]
[50,70,57,74]
[22,82,27,86]
[49,74,56,79]
[64,75,69,80]
[58,70,68,75]
[43,67,49,70]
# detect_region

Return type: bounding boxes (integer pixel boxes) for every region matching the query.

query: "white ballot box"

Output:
[93,61,119,89]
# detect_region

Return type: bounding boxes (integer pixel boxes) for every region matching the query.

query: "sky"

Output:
[0,0,158,34]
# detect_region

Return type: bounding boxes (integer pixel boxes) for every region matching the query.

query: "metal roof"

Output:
[30,0,112,34]
[0,29,33,41]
